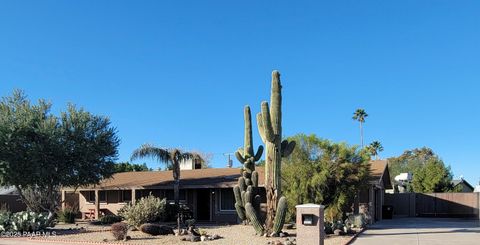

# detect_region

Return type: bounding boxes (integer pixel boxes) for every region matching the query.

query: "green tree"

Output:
[282,134,371,222]
[411,159,454,193]
[0,90,119,223]
[114,162,150,173]
[387,147,436,187]
[388,147,455,193]
[367,141,384,160]
[352,109,368,147]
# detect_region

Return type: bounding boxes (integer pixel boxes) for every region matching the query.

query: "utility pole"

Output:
[223,153,234,168]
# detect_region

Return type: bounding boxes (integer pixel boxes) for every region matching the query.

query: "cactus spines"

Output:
[251,171,259,187]
[238,177,246,192]
[256,70,295,233]
[235,202,247,221]
[245,203,264,236]
[272,196,287,235]
[233,186,242,207]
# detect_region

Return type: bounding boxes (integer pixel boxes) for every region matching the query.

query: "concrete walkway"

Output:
[353,217,480,245]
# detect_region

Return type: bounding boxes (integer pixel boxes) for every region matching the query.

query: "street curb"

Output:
[344,227,366,245]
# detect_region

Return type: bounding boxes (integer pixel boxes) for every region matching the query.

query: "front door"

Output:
[196,189,211,221]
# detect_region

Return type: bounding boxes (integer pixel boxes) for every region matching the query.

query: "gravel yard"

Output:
[23,222,355,245]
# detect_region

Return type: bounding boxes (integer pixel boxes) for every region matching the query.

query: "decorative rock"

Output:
[279,232,286,237]
[333,229,345,236]
[200,235,207,241]
[190,235,200,242]
[212,234,220,240]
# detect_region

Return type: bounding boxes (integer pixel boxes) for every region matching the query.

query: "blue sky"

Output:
[1,1,479,185]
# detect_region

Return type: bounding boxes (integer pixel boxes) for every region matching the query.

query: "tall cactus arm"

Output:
[235,148,245,163]
[281,140,296,157]
[244,106,254,158]
[270,70,282,135]
[256,113,267,143]
[261,102,275,142]
[254,145,264,161]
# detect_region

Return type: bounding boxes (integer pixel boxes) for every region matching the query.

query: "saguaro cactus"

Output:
[257,70,295,236]
[233,105,264,227]
[233,70,295,236]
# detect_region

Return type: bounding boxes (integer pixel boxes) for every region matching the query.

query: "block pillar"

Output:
[296,204,324,245]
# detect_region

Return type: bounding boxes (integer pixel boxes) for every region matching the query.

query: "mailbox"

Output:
[296,204,324,245]
[302,214,314,225]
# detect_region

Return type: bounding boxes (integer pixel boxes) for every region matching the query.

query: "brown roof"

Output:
[72,167,265,191]
[69,161,391,191]
[369,160,392,189]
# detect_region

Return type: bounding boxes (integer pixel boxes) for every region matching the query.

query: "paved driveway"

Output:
[353,217,480,245]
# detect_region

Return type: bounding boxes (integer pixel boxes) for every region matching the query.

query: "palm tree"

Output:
[352,109,368,147]
[368,141,384,160]
[131,144,202,230]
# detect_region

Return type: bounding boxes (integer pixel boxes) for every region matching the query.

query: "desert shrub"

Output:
[324,221,333,234]
[139,223,174,236]
[10,211,48,232]
[111,222,128,241]
[0,211,11,232]
[57,207,77,224]
[100,215,122,224]
[118,194,166,227]
[345,213,367,228]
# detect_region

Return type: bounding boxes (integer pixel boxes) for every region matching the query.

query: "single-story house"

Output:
[358,160,392,222]
[62,160,392,224]
[451,178,474,192]
[62,168,265,223]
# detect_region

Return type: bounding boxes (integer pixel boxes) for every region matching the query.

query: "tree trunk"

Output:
[265,139,281,233]
[360,122,364,147]
[173,159,181,232]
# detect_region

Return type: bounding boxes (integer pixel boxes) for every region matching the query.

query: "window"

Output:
[219,189,235,211]
[99,191,106,202]
[166,190,186,201]
[120,190,132,202]
[84,191,95,202]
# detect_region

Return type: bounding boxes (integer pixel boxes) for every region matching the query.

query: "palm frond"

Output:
[130,144,170,163]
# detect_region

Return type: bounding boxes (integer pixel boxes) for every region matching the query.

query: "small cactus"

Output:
[272,196,287,235]
[245,203,264,236]
[235,202,247,221]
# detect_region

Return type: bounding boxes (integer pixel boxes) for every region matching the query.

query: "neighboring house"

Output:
[61,168,265,223]
[0,186,26,212]
[451,178,474,192]
[359,160,392,222]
